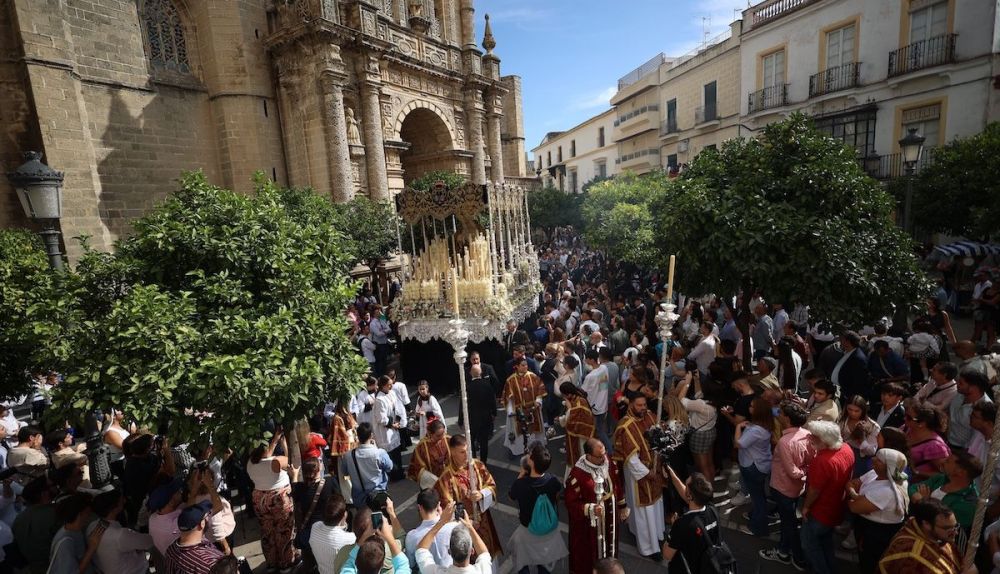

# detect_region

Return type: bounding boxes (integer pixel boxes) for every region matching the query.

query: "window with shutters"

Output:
[826,24,855,69]
[901,103,942,149]
[762,50,785,88]
[910,1,948,43]
[139,0,191,73]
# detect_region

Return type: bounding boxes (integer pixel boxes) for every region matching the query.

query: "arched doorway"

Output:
[399,107,454,185]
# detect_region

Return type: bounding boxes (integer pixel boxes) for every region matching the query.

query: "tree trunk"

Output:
[287,419,303,482]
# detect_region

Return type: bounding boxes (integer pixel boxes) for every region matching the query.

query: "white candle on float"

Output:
[666,255,676,302]
[451,269,460,317]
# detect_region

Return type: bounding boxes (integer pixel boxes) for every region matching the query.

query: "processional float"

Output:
[392,180,542,508]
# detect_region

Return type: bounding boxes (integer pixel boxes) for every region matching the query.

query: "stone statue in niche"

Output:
[347,107,362,145]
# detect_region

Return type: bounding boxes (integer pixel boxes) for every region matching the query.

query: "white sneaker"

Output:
[730,492,750,506]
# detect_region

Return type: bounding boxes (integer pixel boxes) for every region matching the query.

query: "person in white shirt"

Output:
[352,378,379,427]
[686,322,718,377]
[581,350,610,450]
[374,376,406,481]
[405,489,456,570]
[310,493,356,574]
[415,502,491,574]
[772,303,789,342]
[87,488,154,574]
[914,361,959,410]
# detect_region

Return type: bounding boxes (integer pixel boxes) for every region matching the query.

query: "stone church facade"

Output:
[0,0,527,259]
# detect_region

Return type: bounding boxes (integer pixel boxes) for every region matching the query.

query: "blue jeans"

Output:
[772,490,803,562]
[800,517,836,574]
[594,413,611,453]
[739,464,769,536]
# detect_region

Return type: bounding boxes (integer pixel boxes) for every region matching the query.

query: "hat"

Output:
[147,476,184,512]
[177,500,212,531]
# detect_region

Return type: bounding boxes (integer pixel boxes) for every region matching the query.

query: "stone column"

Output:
[464,86,487,185]
[360,55,390,200]
[486,92,504,183]
[460,0,475,49]
[320,70,355,202]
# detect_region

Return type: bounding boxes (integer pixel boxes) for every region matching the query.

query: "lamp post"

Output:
[864,150,882,179]
[6,151,65,270]
[898,127,925,234]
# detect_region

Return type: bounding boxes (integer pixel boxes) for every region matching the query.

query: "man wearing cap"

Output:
[164,500,224,574]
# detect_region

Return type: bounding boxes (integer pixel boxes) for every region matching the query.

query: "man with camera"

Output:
[502,356,548,457]
[434,435,502,562]
[341,423,392,508]
[339,498,410,574]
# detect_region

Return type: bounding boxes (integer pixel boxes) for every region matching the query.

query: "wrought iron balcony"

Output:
[746,0,821,30]
[859,149,937,180]
[695,104,718,124]
[809,62,861,97]
[747,84,788,113]
[888,34,957,77]
[660,118,679,136]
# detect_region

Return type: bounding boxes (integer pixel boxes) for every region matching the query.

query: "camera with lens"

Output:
[645,425,683,457]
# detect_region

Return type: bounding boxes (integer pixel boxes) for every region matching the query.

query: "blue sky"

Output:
[474,0,750,164]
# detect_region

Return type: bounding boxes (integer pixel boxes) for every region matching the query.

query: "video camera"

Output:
[644,424,684,458]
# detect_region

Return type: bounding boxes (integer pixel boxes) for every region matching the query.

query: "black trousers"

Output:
[388,446,405,481]
[470,425,493,463]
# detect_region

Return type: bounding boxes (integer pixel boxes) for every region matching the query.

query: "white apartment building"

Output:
[531,108,617,192]
[740,0,1000,178]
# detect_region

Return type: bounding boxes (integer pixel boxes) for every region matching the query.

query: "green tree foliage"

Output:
[333,195,399,285]
[904,122,1000,240]
[528,185,584,233]
[657,114,930,331]
[581,173,667,267]
[0,229,68,400]
[409,170,467,191]
[8,172,367,448]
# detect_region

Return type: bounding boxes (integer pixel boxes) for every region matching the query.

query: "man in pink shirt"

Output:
[799,420,854,574]
[760,402,814,570]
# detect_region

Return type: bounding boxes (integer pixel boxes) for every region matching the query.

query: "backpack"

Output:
[527,479,559,536]
[684,507,737,574]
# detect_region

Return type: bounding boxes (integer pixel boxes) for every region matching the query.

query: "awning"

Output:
[932,241,1000,258]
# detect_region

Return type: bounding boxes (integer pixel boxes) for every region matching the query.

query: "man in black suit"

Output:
[872,382,907,429]
[831,330,869,404]
[466,351,502,399]
[502,320,529,357]
[466,363,497,462]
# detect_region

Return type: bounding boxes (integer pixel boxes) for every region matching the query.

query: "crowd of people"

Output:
[4,224,1000,574]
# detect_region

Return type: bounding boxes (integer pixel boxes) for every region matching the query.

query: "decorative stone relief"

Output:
[381,99,395,140]
[362,10,377,34]
[425,45,446,68]
[453,110,465,147]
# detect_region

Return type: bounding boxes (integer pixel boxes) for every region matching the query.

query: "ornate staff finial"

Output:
[482,14,496,54]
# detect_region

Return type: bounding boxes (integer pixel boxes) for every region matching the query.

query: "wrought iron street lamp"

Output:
[864,150,882,178]
[898,128,925,234]
[6,151,65,270]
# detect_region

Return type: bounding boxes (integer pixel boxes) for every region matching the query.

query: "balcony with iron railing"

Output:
[695,104,718,125]
[747,84,788,113]
[614,104,660,127]
[859,149,937,180]
[809,61,861,97]
[618,53,669,90]
[660,118,679,137]
[889,34,957,77]
[746,0,822,30]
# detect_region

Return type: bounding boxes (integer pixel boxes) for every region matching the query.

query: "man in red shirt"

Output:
[800,420,854,574]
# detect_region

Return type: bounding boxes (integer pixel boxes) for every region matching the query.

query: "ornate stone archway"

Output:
[396,101,464,185]
[392,99,458,144]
